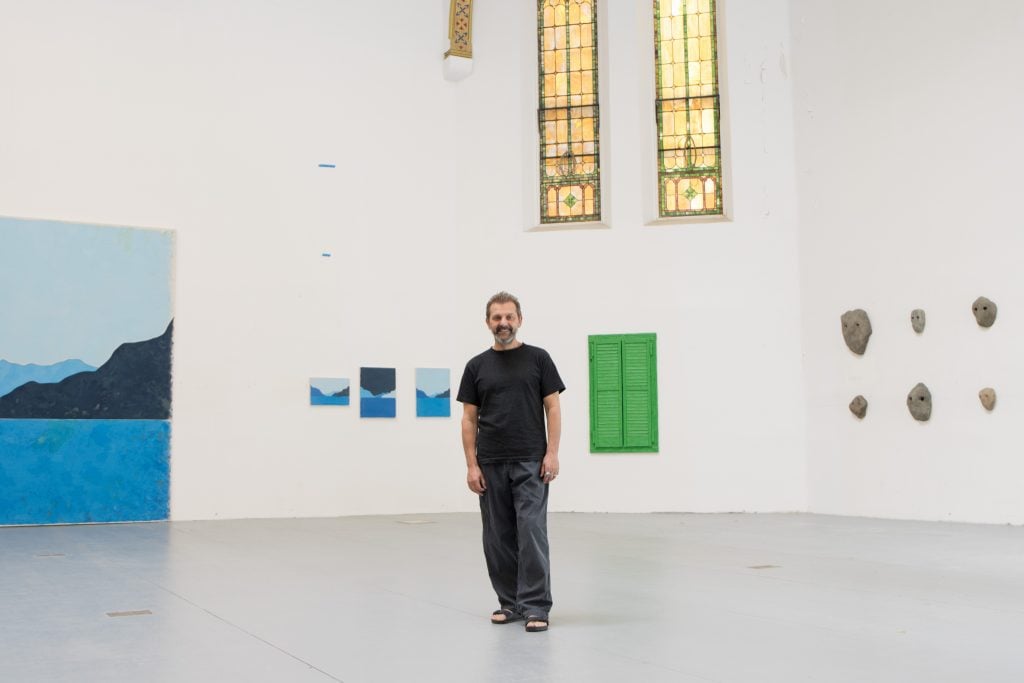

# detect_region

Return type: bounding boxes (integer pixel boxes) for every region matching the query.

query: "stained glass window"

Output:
[538,0,601,224]
[655,0,722,217]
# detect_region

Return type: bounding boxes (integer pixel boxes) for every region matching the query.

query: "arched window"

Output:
[655,0,722,217]
[538,0,601,223]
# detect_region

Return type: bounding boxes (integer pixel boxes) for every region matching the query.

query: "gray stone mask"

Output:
[911,309,925,333]
[849,395,867,419]
[841,309,872,355]
[972,297,997,327]
[907,383,932,421]
[979,388,996,411]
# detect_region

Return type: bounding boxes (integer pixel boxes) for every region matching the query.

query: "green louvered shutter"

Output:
[589,334,658,453]
[590,336,623,450]
[622,336,657,450]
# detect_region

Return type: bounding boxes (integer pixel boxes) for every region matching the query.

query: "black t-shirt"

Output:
[457,344,565,463]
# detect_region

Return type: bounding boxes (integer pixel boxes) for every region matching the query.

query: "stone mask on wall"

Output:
[907,383,932,421]
[972,297,997,327]
[979,388,996,411]
[849,395,867,419]
[911,309,925,333]
[840,309,872,355]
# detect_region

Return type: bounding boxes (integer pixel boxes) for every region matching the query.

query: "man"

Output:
[457,291,564,633]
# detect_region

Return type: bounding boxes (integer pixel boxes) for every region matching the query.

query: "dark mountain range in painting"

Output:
[311,386,349,399]
[416,388,451,399]
[0,321,173,419]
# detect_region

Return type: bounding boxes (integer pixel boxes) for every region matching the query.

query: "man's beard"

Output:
[493,326,517,346]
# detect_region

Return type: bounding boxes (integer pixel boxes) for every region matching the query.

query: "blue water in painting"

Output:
[0,419,170,525]
[361,397,396,418]
[311,394,349,406]
[416,397,450,417]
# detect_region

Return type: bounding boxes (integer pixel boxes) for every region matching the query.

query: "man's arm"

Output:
[540,391,561,483]
[462,403,486,494]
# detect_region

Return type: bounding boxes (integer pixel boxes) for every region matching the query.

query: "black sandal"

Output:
[524,615,549,632]
[491,608,523,625]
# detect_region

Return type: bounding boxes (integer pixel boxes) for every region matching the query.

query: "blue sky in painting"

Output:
[0,217,173,366]
[310,378,349,395]
[416,368,449,397]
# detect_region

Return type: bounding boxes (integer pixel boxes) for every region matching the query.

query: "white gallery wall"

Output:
[0,0,465,518]
[791,1,1024,523]
[0,0,823,521]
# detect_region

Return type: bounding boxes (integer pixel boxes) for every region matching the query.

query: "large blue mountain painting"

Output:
[0,216,174,526]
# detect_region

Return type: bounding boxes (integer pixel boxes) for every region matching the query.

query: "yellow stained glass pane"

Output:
[700,36,712,60]
[580,2,592,22]
[661,112,674,136]
[673,63,686,86]
[556,120,568,143]
[581,48,593,70]
[688,61,701,84]
[673,111,686,134]
[685,12,698,37]
[674,15,686,38]
[673,39,685,63]
[544,122,555,142]
[702,108,715,134]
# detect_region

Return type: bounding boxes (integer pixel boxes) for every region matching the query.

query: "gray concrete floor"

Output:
[2,512,1023,682]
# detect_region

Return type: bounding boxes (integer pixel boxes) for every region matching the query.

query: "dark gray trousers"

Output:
[479,460,552,620]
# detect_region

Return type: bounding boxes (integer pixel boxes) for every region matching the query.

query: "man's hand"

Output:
[467,465,487,495]
[540,453,559,484]
[541,391,561,484]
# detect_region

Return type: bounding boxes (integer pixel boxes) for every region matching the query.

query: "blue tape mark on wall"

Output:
[0,419,170,525]
[318,164,336,168]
